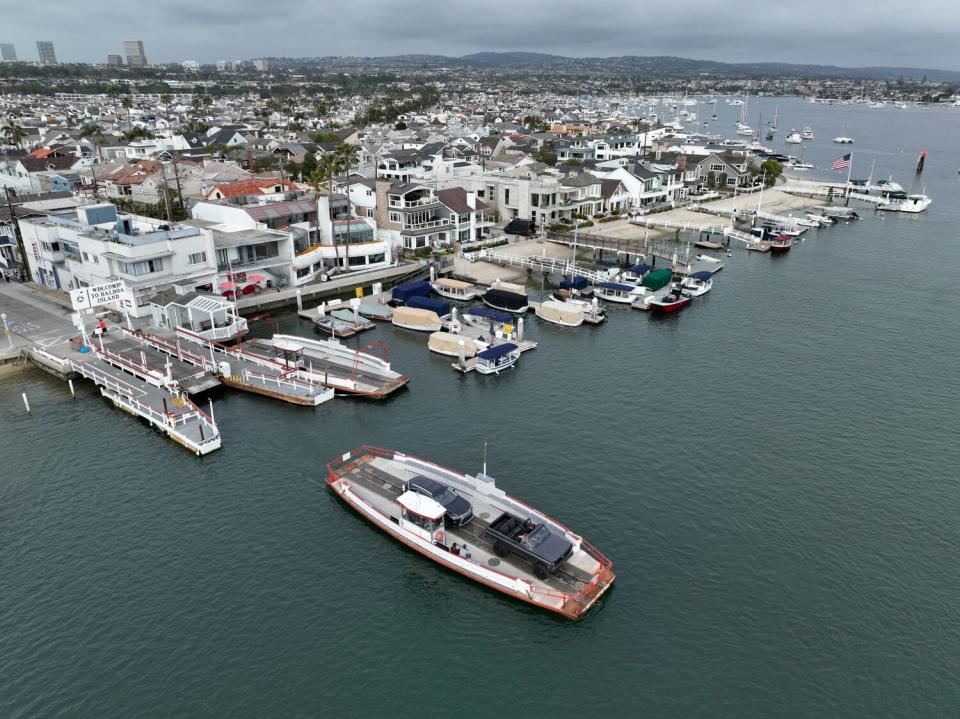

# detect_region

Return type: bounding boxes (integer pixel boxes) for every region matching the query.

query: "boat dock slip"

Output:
[65,349,221,455]
[125,328,334,406]
[327,447,615,620]
[242,335,410,399]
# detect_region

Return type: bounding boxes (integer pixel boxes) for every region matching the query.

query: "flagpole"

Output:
[846,151,853,185]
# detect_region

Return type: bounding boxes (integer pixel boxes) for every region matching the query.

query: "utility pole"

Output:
[2,187,28,282]
[160,161,174,223]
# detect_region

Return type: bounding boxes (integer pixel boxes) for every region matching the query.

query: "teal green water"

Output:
[2,99,960,717]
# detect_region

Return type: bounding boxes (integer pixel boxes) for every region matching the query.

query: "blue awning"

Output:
[478,342,518,361]
[465,306,512,322]
[689,271,713,281]
[560,276,589,290]
[598,282,636,292]
[628,262,651,274]
[392,280,432,303]
[406,295,450,316]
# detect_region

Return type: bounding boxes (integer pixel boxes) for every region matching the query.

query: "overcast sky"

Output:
[3,0,957,70]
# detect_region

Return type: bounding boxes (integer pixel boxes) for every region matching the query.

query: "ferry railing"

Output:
[241,368,319,395]
[121,328,215,370]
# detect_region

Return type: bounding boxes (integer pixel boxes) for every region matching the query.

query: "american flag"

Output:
[831,153,851,170]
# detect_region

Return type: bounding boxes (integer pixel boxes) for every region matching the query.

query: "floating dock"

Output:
[50,345,222,455]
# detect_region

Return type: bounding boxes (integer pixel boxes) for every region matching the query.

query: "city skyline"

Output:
[2,0,959,70]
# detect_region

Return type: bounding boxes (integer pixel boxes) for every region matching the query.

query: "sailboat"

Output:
[735,96,753,135]
[767,106,778,130]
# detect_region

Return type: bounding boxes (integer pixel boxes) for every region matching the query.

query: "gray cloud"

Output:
[2,0,957,70]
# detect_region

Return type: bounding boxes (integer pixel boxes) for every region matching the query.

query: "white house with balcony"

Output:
[19,203,219,317]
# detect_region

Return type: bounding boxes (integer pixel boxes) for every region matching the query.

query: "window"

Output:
[296,266,311,278]
[348,255,366,266]
[189,252,207,265]
[504,188,510,205]
[368,253,385,264]
[389,211,401,224]
[710,163,725,172]
[366,208,375,218]
[531,194,539,207]
[118,258,164,276]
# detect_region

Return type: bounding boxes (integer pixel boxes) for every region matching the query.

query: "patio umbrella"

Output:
[219,281,238,291]
[246,274,267,283]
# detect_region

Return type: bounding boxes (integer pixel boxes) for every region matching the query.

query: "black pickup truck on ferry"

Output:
[483,512,573,579]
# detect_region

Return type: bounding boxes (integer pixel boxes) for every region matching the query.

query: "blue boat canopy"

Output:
[598,281,637,292]
[596,259,617,268]
[689,271,713,281]
[478,342,518,361]
[406,295,450,316]
[465,306,512,322]
[628,263,652,274]
[559,276,589,290]
[392,280,432,303]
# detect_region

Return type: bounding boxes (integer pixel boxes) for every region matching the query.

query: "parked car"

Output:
[405,475,474,526]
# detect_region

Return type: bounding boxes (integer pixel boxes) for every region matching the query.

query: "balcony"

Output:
[403,218,451,232]
[192,316,249,342]
[388,196,438,209]
[217,254,281,271]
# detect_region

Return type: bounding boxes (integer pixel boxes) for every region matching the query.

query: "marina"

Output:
[3,90,958,716]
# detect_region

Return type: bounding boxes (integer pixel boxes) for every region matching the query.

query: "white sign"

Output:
[69,280,127,311]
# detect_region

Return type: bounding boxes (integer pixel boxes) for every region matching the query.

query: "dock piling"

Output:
[296,289,303,312]
[22,392,30,413]
[208,399,215,426]
[68,379,75,398]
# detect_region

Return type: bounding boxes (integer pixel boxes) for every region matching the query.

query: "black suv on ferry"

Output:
[406,476,474,527]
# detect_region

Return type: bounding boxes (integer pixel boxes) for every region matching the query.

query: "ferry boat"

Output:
[431,277,479,302]
[474,342,521,374]
[326,446,615,620]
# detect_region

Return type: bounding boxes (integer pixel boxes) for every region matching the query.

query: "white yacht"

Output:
[833,136,854,144]
[801,127,815,140]
[877,194,932,213]
[785,130,802,144]
[680,272,713,297]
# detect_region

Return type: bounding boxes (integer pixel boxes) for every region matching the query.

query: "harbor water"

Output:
[2,98,960,717]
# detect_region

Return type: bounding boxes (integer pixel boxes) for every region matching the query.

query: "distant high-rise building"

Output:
[123,40,147,67]
[107,54,123,66]
[36,40,57,64]
[0,43,16,62]
[253,58,270,72]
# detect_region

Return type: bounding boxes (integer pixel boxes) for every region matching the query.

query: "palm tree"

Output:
[160,94,171,127]
[335,143,360,246]
[2,120,25,149]
[121,96,133,131]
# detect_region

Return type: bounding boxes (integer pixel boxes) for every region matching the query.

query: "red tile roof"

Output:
[209,178,296,198]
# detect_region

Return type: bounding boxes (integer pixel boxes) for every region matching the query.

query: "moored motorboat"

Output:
[646,285,692,312]
[431,277,479,302]
[680,271,713,297]
[392,306,443,332]
[769,234,793,253]
[785,130,802,144]
[406,295,451,319]
[326,446,615,619]
[801,126,814,140]
[833,136,854,144]
[557,275,593,297]
[594,281,644,304]
[481,281,530,314]
[474,342,521,374]
[428,331,486,358]
[877,193,931,213]
[535,298,585,327]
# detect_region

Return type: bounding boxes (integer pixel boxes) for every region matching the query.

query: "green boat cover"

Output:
[642,268,673,291]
